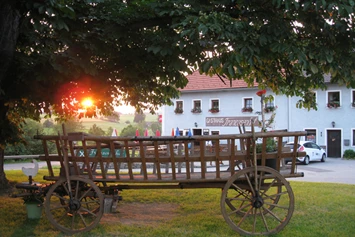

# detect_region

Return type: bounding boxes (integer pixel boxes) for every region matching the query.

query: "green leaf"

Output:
[310,63,319,74]
[326,54,333,63]
[228,65,235,77]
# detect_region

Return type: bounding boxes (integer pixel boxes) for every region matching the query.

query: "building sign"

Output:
[205,116,259,127]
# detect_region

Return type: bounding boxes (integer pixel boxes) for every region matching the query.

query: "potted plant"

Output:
[23,191,44,219]
[208,107,219,113]
[191,107,202,113]
[174,107,183,114]
[241,107,253,113]
[327,101,340,108]
[264,106,277,113]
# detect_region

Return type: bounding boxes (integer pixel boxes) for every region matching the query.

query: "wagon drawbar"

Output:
[14,128,307,235]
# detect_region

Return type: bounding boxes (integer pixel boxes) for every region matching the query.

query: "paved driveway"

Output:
[287,157,355,184]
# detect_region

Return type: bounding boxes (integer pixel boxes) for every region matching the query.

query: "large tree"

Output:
[0,0,354,189]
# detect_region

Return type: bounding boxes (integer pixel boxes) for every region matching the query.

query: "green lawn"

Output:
[2,169,355,237]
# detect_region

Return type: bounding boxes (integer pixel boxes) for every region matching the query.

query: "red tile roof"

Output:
[181,71,257,91]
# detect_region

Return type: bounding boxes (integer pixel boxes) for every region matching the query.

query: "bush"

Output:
[88,124,106,136]
[43,119,54,128]
[255,138,277,153]
[343,149,355,160]
[5,119,56,155]
[120,125,144,136]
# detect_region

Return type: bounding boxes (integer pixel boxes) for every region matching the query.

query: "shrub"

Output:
[88,124,105,136]
[255,138,277,153]
[343,149,355,160]
[43,119,54,128]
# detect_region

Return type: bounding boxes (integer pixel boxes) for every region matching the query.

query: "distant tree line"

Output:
[5,114,161,156]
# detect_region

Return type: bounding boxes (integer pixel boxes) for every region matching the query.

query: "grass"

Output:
[2,169,355,237]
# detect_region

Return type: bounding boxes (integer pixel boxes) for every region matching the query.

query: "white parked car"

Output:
[284,141,326,165]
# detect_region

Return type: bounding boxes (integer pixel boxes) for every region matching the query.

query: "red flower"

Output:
[256,89,266,97]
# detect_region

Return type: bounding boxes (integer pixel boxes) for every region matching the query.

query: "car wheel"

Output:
[321,154,326,162]
[303,156,310,165]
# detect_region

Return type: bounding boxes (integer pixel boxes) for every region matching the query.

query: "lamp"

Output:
[194,122,198,127]
[331,121,335,128]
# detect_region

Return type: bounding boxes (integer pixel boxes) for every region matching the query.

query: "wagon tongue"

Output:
[252,190,264,208]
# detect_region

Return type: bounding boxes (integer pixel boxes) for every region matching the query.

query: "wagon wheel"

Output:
[45,176,104,235]
[221,166,294,236]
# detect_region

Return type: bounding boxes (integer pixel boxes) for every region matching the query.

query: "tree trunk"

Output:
[0,1,20,190]
[0,1,20,83]
[0,147,10,190]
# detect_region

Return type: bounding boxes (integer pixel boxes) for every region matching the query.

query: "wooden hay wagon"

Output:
[20,128,307,235]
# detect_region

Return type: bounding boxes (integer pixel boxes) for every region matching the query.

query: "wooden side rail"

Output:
[35,131,307,184]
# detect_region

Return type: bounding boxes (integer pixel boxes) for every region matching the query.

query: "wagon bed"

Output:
[30,129,307,236]
[36,131,305,187]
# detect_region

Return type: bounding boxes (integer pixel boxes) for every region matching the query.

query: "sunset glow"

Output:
[81,98,94,108]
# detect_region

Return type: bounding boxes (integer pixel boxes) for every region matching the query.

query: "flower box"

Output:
[264,106,277,113]
[191,107,202,113]
[174,108,183,114]
[241,107,253,113]
[209,108,220,113]
[327,102,340,108]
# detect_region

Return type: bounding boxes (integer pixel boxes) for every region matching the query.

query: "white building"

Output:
[161,71,355,158]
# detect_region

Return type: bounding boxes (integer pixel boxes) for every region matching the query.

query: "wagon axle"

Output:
[252,190,264,208]
[69,198,81,211]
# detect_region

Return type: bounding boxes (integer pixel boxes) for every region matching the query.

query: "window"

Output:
[211,131,220,135]
[174,101,183,114]
[211,99,219,109]
[265,95,275,108]
[264,95,276,113]
[209,99,220,113]
[305,129,316,143]
[353,129,355,146]
[191,100,202,113]
[352,90,355,107]
[327,91,340,108]
[242,98,253,112]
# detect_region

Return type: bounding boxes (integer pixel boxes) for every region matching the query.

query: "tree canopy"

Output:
[1,0,355,188]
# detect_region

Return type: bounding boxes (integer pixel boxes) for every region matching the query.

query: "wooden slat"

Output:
[230,139,236,175]
[42,140,54,177]
[291,136,299,174]
[261,137,267,166]
[215,139,221,179]
[139,141,148,180]
[124,141,134,180]
[276,136,283,171]
[184,141,191,180]
[82,140,93,180]
[109,141,120,179]
[169,141,176,180]
[200,141,206,179]
[154,141,162,180]
[96,142,106,179]
[68,140,80,175]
